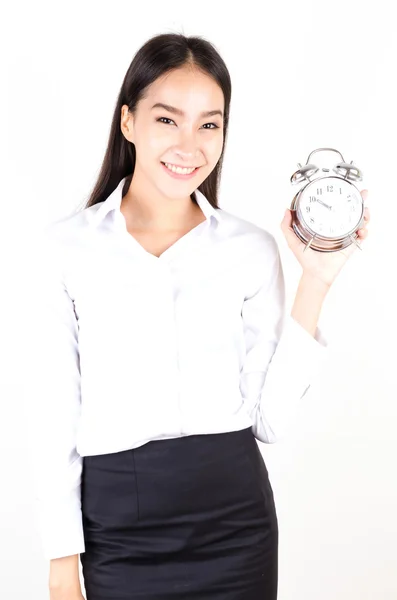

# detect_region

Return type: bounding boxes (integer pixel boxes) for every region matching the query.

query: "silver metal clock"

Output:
[290,148,365,252]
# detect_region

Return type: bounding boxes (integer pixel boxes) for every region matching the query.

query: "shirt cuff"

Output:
[33,492,86,560]
[272,314,329,399]
[249,314,330,443]
[288,313,329,349]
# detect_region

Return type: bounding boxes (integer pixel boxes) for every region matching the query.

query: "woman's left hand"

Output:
[280,189,370,288]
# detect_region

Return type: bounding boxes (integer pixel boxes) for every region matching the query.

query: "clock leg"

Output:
[349,234,363,251]
[304,235,317,253]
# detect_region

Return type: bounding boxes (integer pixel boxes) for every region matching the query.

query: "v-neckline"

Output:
[122,217,209,260]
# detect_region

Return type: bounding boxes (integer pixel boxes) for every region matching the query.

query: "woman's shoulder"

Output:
[216,207,279,256]
[32,208,92,276]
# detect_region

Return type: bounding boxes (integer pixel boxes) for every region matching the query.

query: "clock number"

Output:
[317,188,323,195]
[309,196,316,202]
[327,185,333,192]
[306,206,310,213]
[339,188,342,194]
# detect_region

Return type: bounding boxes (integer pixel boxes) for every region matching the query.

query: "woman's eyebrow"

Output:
[151,102,223,118]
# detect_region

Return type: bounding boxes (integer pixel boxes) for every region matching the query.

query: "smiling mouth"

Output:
[161,162,201,174]
[162,162,200,168]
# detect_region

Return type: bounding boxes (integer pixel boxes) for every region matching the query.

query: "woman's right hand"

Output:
[49,581,85,600]
[49,555,85,600]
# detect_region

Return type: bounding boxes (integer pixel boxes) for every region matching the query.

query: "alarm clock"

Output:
[290,147,365,252]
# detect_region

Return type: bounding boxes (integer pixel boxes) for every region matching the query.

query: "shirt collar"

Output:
[88,176,220,230]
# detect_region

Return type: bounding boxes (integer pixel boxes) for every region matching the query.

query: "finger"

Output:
[363,206,370,223]
[357,227,368,239]
[361,189,369,203]
[281,208,293,229]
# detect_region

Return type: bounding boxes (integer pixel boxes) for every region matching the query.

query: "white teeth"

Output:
[164,162,196,175]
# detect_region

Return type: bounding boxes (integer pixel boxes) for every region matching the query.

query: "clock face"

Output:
[299,176,363,238]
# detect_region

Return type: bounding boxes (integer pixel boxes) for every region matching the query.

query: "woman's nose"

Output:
[177,142,197,157]
[175,141,200,164]
[176,149,197,163]
[176,129,199,154]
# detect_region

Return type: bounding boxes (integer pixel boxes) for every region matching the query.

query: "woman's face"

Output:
[120,66,225,197]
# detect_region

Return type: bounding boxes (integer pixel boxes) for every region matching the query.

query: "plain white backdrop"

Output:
[2,1,397,598]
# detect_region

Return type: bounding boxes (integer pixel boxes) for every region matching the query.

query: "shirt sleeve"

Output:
[23,226,85,560]
[239,235,329,444]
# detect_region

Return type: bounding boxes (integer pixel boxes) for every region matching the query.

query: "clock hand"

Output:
[316,198,332,210]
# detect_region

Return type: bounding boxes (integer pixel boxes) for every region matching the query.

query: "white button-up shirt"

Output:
[23,176,328,561]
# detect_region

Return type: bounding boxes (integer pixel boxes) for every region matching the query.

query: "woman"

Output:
[28,32,370,600]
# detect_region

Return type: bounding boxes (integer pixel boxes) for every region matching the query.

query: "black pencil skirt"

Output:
[80,427,278,599]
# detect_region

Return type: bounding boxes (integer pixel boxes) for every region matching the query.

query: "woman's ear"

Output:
[120,105,134,143]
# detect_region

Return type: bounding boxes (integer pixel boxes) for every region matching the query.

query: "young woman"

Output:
[29,32,370,600]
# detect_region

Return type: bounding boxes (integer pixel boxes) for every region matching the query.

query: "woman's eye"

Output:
[156,117,219,129]
[202,123,219,129]
[157,117,175,125]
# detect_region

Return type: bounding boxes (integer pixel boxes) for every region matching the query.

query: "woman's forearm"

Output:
[290,272,331,338]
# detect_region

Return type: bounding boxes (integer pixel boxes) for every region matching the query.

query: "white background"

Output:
[2,1,396,598]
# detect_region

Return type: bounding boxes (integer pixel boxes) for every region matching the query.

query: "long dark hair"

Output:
[83,32,232,212]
